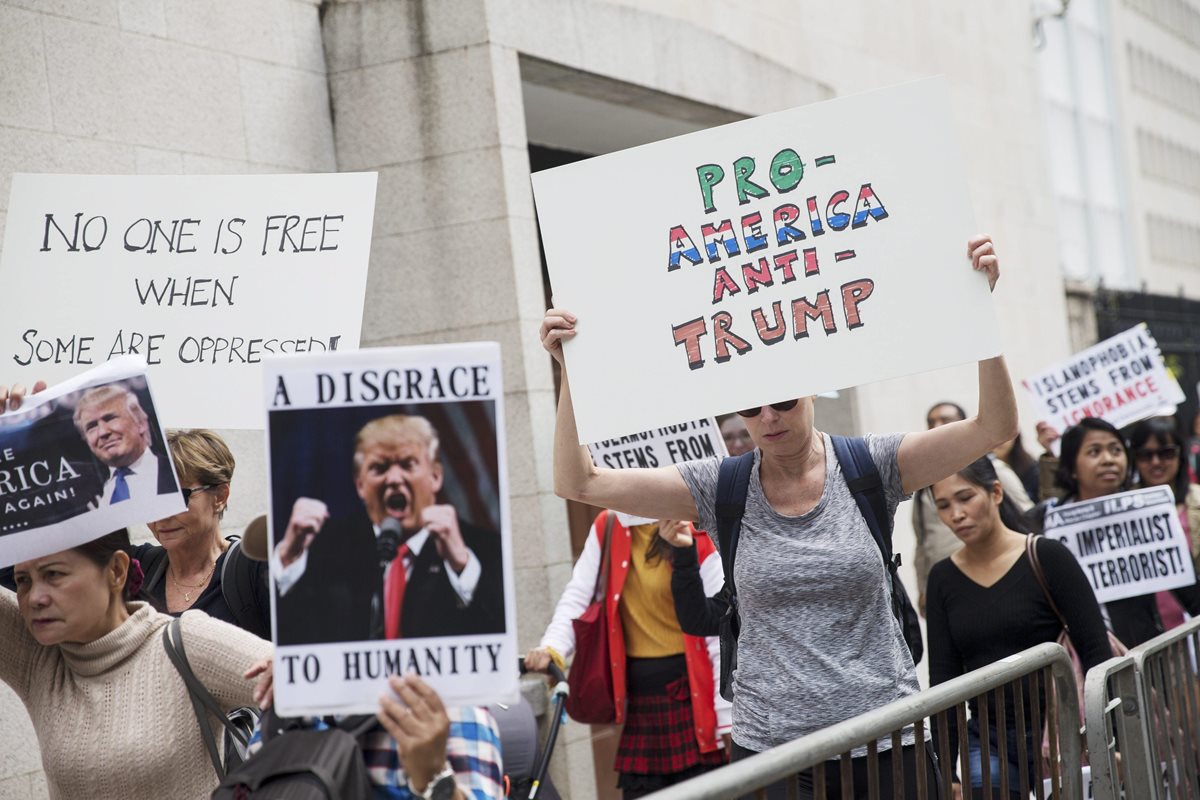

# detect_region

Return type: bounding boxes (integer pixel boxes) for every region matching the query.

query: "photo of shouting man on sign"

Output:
[272,412,505,646]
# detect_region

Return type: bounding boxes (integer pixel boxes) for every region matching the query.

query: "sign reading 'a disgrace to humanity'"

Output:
[264,342,518,715]
[1042,486,1195,604]
[532,77,1001,444]
[0,173,377,429]
[1023,324,1185,436]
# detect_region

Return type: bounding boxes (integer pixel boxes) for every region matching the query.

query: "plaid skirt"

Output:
[614,655,726,785]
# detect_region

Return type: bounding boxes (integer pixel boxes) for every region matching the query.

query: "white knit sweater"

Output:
[0,593,271,800]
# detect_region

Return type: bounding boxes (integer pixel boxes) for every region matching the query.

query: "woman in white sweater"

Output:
[1,528,273,800]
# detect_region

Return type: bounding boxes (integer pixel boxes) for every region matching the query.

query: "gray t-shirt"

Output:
[677,432,921,753]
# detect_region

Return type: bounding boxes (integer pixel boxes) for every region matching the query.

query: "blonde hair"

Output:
[353,415,440,472]
[73,384,150,446]
[167,429,234,518]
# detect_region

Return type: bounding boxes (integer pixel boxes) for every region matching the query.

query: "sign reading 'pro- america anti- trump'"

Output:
[0,173,377,429]
[532,77,1000,444]
[1042,487,1195,604]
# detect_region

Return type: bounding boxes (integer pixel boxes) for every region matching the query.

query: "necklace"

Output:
[171,560,216,604]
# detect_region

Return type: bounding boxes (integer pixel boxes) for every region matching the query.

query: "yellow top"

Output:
[619,523,686,658]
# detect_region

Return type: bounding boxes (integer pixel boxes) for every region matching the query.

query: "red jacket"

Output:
[594,512,722,753]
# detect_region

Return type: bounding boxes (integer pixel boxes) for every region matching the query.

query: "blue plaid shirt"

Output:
[247,706,504,799]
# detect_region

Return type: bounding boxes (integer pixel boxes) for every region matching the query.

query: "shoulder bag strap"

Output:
[162,618,249,779]
[715,451,755,595]
[139,548,169,600]
[1025,534,1070,634]
[592,513,616,603]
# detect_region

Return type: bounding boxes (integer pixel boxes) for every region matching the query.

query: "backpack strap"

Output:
[163,618,251,779]
[218,536,270,639]
[715,451,755,593]
[829,434,897,571]
[137,547,169,601]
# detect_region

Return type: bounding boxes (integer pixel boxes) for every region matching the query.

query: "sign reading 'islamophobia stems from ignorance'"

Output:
[532,77,1001,444]
[1023,324,1186,435]
[0,173,377,429]
[264,343,518,715]
[1042,486,1196,604]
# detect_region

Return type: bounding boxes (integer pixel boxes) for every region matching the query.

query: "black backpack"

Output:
[163,617,376,798]
[715,435,923,701]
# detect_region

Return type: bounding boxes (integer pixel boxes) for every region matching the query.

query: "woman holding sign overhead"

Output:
[1026,417,1200,646]
[540,236,1015,798]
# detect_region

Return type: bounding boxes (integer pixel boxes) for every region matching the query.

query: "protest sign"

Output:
[0,356,182,567]
[1023,324,1186,436]
[0,172,377,429]
[588,416,727,526]
[1042,486,1195,604]
[263,342,517,715]
[532,77,999,444]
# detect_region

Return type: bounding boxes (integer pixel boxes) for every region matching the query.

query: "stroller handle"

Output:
[518,657,567,687]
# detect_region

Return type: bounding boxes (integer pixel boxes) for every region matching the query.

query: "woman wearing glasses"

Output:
[540,235,1016,799]
[138,429,271,637]
[1130,416,1200,628]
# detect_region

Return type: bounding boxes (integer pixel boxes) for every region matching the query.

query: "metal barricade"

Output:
[1131,616,1200,800]
[1085,655,1153,800]
[646,643,1084,800]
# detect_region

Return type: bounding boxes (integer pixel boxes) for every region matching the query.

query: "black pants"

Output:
[732,740,943,800]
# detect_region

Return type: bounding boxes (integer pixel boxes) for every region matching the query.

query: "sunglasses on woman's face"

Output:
[1135,445,1180,463]
[737,399,800,418]
[180,485,215,504]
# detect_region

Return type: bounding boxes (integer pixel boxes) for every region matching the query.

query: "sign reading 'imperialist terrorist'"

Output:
[0,173,377,429]
[532,77,1001,444]
[1023,324,1185,435]
[1042,486,1195,604]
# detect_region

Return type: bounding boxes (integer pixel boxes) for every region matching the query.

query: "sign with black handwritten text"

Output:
[532,77,1000,444]
[0,173,377,429]
[1022,324,1185,437]
[1042,486,1195,604]
[263,343,518,714]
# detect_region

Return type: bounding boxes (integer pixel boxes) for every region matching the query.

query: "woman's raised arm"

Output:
[542,310,699,522]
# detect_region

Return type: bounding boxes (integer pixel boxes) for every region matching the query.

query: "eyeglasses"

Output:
[1135,445,1180,463]
[181,485,216,504]
[737,399,800,418]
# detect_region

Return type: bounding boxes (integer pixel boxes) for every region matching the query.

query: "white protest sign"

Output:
[1042,486,1195,604]
[263,343,517,715]
[1023,324,1185,435]
[0,173,377,429]
[0,356,183,567]
[588,417,727,526]
[532,77,999,444]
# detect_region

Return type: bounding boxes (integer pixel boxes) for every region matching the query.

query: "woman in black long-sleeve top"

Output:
[927,457,1112,799]
[1026,418,1200,646]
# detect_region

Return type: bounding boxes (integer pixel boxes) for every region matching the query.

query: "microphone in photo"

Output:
[378,497,406,566]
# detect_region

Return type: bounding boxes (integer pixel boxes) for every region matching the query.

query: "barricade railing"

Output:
[1131,616,1200,800]
[1084,654,1150,800]
[646,642,1083,800]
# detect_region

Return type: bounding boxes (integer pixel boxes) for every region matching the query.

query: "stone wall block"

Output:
[331,45,503,171]
[238,58,336,170]
[4,0,117,26]
[373,148,508,238]
[134,145,184,173]
[42,17,247,158]
[163,0,302,69]
[117,0,166,37]
[361,223,520,338]
[325,0,491,74]
[0,6,54,131]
